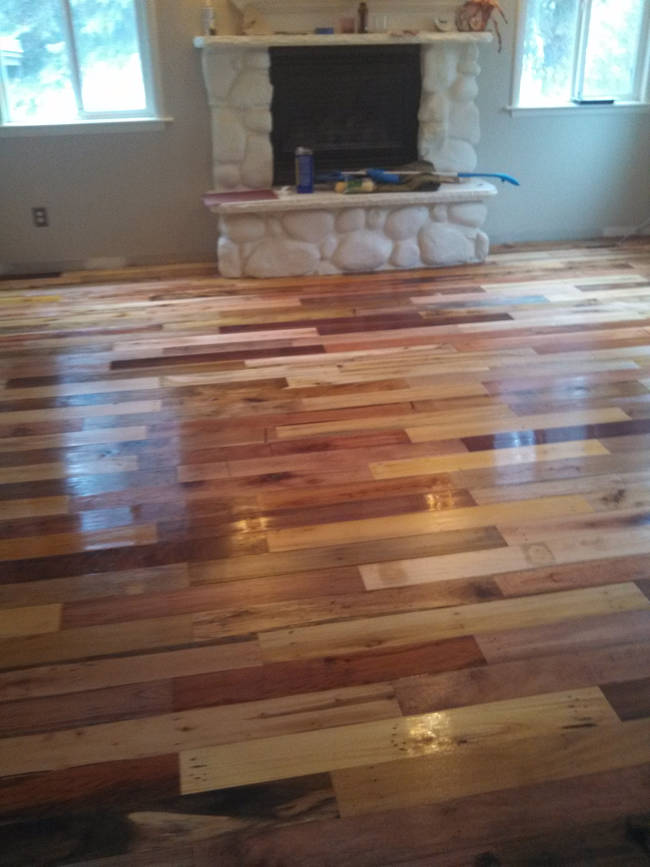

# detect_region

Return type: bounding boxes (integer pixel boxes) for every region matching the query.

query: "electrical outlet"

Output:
[32,207,49,228]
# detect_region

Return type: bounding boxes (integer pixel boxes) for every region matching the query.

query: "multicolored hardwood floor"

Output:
[1,242,650,866]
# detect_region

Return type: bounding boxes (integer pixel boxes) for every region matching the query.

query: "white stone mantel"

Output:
[194,32,493,48]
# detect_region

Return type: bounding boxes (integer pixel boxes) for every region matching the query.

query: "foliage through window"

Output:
[0,0,157,124]
[516,0,649,107]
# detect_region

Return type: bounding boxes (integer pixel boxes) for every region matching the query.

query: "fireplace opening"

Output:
[270,46,421,186]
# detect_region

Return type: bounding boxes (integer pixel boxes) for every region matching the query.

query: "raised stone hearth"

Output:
[195,31,497,277]
[210,182,496,277]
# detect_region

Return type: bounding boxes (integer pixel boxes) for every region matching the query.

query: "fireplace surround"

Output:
[270,45,421,185]
[195,31,498,277]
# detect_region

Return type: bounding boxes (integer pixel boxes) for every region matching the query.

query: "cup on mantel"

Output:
[369,13,389,32]
[339,16,355,33]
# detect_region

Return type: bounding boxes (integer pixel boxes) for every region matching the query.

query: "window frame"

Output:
[510,0,650,112]
[0,0,166,131]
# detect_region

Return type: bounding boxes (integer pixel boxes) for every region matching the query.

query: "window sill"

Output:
[0,117,174,137]
[505,102,650,117]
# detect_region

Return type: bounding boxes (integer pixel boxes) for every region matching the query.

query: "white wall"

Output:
[477,0,650,245]
[0,0,648,271]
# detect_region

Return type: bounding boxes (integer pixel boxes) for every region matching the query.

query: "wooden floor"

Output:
[1,242,649,866]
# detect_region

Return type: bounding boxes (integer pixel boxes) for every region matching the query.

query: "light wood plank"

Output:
[257,583,649,662]
[266,494,593,552]
[0,683,399,777]
[179,687,617,794]
[370,440,610,481]
[332,717,650,817]
[0,496,69,519]
[0,603,61,638]
[406,407,630,443]
[360,543,554,590]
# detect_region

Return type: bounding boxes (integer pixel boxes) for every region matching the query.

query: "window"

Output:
[514,0,650,108]
[0,0,159,126]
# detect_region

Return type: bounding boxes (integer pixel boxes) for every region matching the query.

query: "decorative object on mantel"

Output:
[201,2,217,36]
[242,4,272,35]
[358,1,368,34]
[433,15,455,33]
[214,0,242,34]
[456,0,507,51]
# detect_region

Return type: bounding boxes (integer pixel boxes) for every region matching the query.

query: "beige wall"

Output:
[1,0,648,272]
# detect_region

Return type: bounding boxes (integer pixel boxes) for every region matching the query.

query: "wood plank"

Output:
[267,494,593,552]
[331,717,650,817]
[258,583,649,662]
[405,407,630,443]
[0,614,194,671]
[476,608,650,663]
[0,639,262,702]
[0,683,401,777]
[0,495,69,520]
[193,764,650,867]
[601,676,650,721]
[179,688,618,794]
[0,603,61,638]
[395,641,650,715]
[370,440,610,480]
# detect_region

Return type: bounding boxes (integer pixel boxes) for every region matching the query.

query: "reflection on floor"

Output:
[0,241,649,866]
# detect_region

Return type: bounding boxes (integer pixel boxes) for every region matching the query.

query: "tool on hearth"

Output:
[367,169,520,186]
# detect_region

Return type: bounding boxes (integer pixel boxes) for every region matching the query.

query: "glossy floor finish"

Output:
[1,243,650,866]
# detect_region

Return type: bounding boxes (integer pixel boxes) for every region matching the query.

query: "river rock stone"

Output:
[336,208,365,232]
[229,69,272,108]
[211,108,246,163]
[475,230,489,261]
[245,49,270,70]
[391,240,421,268]
[367,209,386,230]
[385,206,429,240]
[430,137,477,172]
[283,210,334,243]
[451,74,479,103]
[244,109,272,133]
[241,134,272,187]
[449,101,480,144]
[222,214,265,243]
[213,163,241,190]
[202,51,239,103]
[333,231,392,272]
[217,237,241,277]
[419,223,474,267]
[449,203,487,227]
[421,44,459,91]
[246,240,319,277]
[320,235,338,259]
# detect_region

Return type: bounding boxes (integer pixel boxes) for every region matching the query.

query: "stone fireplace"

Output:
[195,26,497,277]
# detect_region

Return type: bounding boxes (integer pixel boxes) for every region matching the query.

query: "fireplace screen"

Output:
[270,46,421,185]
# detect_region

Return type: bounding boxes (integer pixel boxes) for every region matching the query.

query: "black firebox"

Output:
[270,45,421,185]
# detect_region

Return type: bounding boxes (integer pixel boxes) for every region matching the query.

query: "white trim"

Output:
[0,117,173,137]
[505,101,650,117]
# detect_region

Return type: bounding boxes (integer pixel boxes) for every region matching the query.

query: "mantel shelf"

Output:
[194,31,493,49]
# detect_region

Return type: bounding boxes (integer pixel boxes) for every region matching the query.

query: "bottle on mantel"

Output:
[201,2,217,35]
[357,1,368,33]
